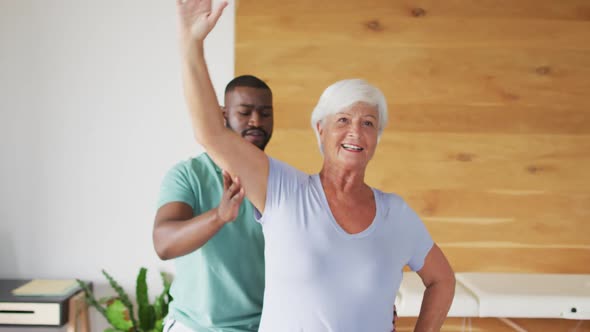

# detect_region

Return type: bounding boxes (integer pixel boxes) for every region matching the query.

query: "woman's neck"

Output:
[319,162,368,196]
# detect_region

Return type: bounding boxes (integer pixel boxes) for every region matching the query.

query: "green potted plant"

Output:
[77,267,172,332]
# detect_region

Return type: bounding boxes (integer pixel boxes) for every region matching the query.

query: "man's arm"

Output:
[153,170,245,260]
[414,244,455,331]
[153,203,223,260]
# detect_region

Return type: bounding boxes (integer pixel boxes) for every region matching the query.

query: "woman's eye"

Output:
[337,117,348,123]
[364,121,374,127]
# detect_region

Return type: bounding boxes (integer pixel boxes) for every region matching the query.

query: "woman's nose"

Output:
[347,121,361,137]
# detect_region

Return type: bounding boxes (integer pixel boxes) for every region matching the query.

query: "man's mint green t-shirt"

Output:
[158,153,265,332]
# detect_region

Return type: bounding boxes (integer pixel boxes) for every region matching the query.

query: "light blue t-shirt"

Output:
[158,153,265,332]
[256,157,434,332]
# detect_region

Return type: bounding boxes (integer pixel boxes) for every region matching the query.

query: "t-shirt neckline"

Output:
[312,174,381,239]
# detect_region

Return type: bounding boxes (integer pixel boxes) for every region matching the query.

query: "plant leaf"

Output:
[105,299,133,331]
[76,279,108,320]
[102,269,139,329]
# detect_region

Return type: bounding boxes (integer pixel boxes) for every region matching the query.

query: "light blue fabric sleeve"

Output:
[157,162,197,211]
[402,200,434,271]
[255,156,305,224]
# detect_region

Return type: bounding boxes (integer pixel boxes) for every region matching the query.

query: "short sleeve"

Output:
[402,201,434,271]
[157,162,197,211]
[255,156,306,225]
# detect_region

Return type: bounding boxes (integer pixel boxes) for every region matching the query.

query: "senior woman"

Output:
[176,0,455,331]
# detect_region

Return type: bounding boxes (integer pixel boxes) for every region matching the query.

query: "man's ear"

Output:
[221,105,228,126]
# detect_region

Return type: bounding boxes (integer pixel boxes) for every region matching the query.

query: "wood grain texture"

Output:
[266,130,590,191]
[238,0,590,21]
[238,16,590,51]
[271,102,590,135]
[236,0,590,305]
[239,47,590,108]
[396,317,590,331]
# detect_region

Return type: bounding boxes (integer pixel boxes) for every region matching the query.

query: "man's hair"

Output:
[224,75,272,95]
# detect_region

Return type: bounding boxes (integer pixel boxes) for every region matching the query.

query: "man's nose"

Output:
[248,111,261,127]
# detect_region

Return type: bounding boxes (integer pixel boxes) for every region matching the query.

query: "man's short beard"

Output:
[226,122,270,151]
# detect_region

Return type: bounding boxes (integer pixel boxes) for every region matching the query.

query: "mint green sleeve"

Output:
[157,162,197,211]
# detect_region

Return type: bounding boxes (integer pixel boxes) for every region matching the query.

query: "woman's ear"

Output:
[316,121,323,137]
[315,120,326,155]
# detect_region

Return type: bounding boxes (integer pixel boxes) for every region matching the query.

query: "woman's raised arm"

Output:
[176,0,268,212]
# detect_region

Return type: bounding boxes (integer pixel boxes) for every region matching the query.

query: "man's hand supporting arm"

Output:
[153,170,245,260]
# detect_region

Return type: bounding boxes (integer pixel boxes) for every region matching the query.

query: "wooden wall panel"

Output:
[396,317,590,331]
[239,48,590,110]
[268,130,590,191]
[270,102,590,134]
[238,0,590,21]
[239,16,590,50]
[236,0,590,319]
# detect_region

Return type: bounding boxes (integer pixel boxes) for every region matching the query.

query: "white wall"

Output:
[0,1,234,330]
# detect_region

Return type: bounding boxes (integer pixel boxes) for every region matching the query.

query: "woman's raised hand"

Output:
[176,0,228,43]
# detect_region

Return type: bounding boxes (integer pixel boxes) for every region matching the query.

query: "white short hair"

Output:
[310,79,388,151]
